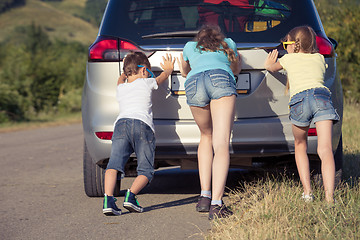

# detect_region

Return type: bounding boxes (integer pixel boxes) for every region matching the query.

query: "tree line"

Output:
[0,24,87,122]
[0,0,107,123]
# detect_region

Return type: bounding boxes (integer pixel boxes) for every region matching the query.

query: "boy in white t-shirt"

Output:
[103,52,174,216]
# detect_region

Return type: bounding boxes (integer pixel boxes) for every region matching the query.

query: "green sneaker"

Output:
[103,194,122,216]
[123,189,143,213]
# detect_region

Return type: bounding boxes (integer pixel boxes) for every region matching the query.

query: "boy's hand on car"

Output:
[160,53,175,75]
[156,54,175,85]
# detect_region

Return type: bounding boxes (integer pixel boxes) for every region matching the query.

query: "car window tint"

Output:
[100,0,322,44]
[128,0,291,33]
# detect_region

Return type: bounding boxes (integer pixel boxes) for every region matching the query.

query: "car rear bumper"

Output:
[83,114,342,165]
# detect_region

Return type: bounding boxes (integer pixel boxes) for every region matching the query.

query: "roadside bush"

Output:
[0,83,24,122]
[0,23,87,122]
[0,43,33,122]
[57,88,82,113]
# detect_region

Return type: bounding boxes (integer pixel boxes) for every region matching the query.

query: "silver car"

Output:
[82,0,343,197]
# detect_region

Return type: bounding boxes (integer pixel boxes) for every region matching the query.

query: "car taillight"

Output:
[88,37,153,62]
[95,132,113,140]
[119,40,141,60]
[308,128,317,136]
[316,35,333,57]
[89,38,119,62]
[120,40,138,50]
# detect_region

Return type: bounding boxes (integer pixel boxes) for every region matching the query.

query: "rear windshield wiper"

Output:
[142,31,198,39]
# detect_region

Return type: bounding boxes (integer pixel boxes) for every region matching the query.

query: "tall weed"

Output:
[207,177,360,239]
[342,101,360,181]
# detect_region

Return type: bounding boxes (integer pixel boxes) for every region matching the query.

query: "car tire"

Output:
[83,141,121,197]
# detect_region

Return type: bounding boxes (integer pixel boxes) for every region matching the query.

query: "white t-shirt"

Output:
[114,78,158,132]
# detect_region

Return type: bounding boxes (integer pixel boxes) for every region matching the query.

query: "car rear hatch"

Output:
[92,0,335,121]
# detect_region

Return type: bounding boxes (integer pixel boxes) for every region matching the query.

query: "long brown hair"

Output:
[283,26,319,94]
[195,25,237,63]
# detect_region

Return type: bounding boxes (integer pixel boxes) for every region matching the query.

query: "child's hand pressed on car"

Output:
[264,49,282,72]
[156,54,175,85]
[160,53,175,75]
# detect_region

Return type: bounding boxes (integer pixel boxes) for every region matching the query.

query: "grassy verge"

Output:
[207,178,359,239]
[206,102,360,239]
[0,0,97,44]
[342,101,360,181]
[0,111,81,133]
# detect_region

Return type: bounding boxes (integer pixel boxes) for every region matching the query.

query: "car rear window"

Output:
[100,0,323,45]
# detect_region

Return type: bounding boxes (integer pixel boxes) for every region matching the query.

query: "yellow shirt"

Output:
[279,53,327,99]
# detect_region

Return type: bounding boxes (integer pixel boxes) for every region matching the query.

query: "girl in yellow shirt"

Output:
[264,26,339,203]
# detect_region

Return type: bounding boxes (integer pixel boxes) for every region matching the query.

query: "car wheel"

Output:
[83,141,121,197]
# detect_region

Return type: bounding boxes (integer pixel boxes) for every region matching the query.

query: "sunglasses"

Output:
[137,65,155,78]
[282,41,295,50]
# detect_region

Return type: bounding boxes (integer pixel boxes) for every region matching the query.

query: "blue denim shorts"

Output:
[185,69,237,107]
[106,118,155,182]
[289,87,340,127]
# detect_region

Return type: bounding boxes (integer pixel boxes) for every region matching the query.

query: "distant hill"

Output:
[0,0,99,45]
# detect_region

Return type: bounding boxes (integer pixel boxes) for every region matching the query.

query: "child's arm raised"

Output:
[264,50,283,72]
[117,73,127,85]
[176,53,191,78]
[231,53,242,76]
[156,54,175,85]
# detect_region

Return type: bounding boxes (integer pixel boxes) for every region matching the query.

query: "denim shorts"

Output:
[106,118,155,182]
[289,87,340,127]
[185,69,237,107]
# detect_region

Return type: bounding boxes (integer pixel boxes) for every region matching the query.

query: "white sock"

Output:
[200,190,211,199]
[211,200,222,206]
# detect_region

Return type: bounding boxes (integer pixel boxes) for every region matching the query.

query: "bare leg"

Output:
[129,175,149,195]
[292,124,312,196]
[315,120,335,203]
[104,169,118,196]
[209,95,236,201]
[190,105,213,193]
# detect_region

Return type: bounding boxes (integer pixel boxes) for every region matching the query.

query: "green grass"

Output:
[342,102,360,181]
[207,178,360,239]
[43,0,87,16]
[0,111,81,133]
[205,102,360,239]
[0,0,98,45]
